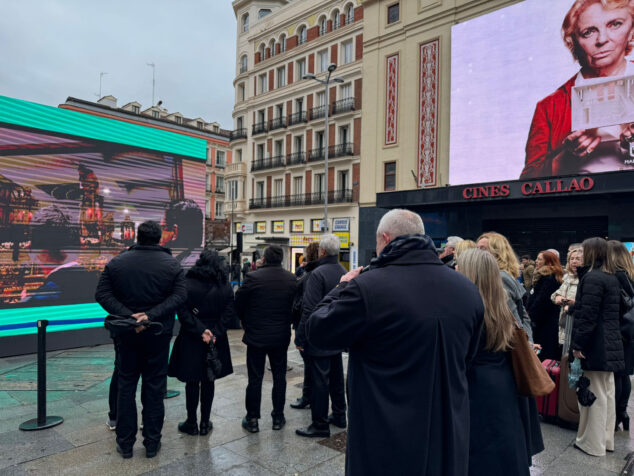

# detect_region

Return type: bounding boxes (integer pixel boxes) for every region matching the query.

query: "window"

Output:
[258,43,265,59]
[132,105,140,114]
[175,116,182,124]
[293,176,303,194]
[274,140,283,157]
[315,173,325,194]
[229,180,239,200]
[259,73,267,93]
[206,200,211,219]
[240,55,248,73]
[206,174,212,192]
[236,149,243,162]
[317,91,326,106]
[238,83,245,101]
[298,26,307,45]
[338,170,349,191]
[270,40,276,57]
[216,176,224,192]
[274,179,283,197]
[242,13,249,32]
[297,58,306,79]
[276,104,284,118]
[216,150,226,167]
[339,125,349,144]
[295,97,304,112]
[342,40,353,64]
[341,83,352,99]
[387,3,400,24]
[332,10,340,30]
[345,5,354,25]
[318,50,329,73]
[384,162,396,191]
[277,66,286,88]
[237,116,244,129]
[197,121,204,129]
[280,35,286,53]
[215,201,224,218]
[255,181,265,199]
[258,8,271,19]
[257,109,266,123]
[152,110,159,119]
[294,135,303,152]
[319,17,327,36]
[315,131,325,150]
[256,143,265,161]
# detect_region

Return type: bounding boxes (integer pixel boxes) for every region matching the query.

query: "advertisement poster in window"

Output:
[311,219,324,232]
[291,220,304,233]
[272,220,284,233]
[332,218,350,232]
[256,221,266,233]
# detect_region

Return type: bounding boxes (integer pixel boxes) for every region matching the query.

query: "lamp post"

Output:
[303,63,344,232]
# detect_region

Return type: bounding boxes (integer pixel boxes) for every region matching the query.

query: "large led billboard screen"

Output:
[450,0,634,186]
[0,115,206,337]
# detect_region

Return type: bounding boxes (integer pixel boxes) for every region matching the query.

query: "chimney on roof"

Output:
[97,95,117,108]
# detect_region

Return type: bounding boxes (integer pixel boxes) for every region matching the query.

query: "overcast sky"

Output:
[0,0,237,128]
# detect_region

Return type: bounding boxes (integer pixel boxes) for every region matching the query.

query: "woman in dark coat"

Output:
[168,250,235,436]
[527,250,563,361]
[607,240,634,431]
[458,248,532,476]
[571,238,624,456]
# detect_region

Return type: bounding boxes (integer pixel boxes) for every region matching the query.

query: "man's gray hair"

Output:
[376,209,425,238]
[547,248,560,259]
[319,234,341,256]
[446,236,464,248]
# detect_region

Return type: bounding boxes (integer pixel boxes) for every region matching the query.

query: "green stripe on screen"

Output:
[0,95,207,160]
[0,303,106,337]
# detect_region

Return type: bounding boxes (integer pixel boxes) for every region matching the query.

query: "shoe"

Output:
[242,416,259,433]
[296,423,330,438]
[616,412,630,431]
[106,419,117,431]
[290,398,310,409]
[116,443,133,459]
[199,420,213,435]
[178,420,199,436]
[327,414,347,429]
[145,442,161,458]
[272,415,286,430]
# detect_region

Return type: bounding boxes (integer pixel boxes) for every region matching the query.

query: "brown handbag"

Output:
[510,326,556,397]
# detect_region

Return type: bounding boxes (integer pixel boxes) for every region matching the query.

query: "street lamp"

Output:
[303,63,344,232]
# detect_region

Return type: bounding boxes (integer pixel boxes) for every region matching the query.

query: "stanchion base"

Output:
[164,390,180,399]
[19,416,64,431]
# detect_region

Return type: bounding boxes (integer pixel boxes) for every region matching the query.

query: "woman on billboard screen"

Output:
[521,0,634,179]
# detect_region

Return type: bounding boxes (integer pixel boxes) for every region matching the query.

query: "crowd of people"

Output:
[94,211,634,475]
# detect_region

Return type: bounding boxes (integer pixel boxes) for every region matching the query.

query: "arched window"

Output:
[258,43,265,59]
[280,34,287,53]
[319,16,327,36]
[240,55,248,73]
[242,13,249,32]
[258,8,272,19]
[332,10,340,30]
[269,39,276,57]
[298,26,307,45]
[345,5,354,25]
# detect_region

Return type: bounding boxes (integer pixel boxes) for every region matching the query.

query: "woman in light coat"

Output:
[552,247,582,350]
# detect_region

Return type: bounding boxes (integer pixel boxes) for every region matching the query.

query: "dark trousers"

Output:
[116,332,171,450]
[615,373,632,415]
[310,353,346,427]
[185,380,215,423]
[245,345,287,419]
[108,340,120,421]
[300,349,312,401]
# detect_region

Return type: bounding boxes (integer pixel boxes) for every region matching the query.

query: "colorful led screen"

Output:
[0,122,206,336]
[450,0,634,185]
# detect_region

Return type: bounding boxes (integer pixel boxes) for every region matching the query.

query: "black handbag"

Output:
[206,341,223,382]
[620,278,634,341]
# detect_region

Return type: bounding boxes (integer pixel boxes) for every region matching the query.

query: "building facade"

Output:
[230,0,364,271]
[60,96,232,248]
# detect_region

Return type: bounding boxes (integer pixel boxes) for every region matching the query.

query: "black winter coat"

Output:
[168,276,235,382]
[95,244,186,335]
[571,267,624,372]
[526,273,561,361]
[307,235,484,476]
[615,270,634,375]
[235,264,297,348]
[292,259,319,328]
[295,255,346,356]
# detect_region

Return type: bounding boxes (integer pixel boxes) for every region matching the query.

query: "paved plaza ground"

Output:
[0,329,633,475]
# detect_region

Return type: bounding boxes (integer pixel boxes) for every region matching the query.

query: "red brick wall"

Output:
[285,173,291,195]
[255,52,261,64]
[275,43,281,55]
[287,35,298,50]
[227,149,233,165]
[267,106,273,122]
[354,78,362,110]
[265,48,270,59]
[329,86,336,108]
[327,20,333,33]
[308,53,315,73]
[331,44,338,66]
[355,34,363,61]
[266,138,272,156]
[352,163,360,201]
[305,170,312,193]
[286,134,292,155]
[307,94,313,112]
[328,166,335,191]
[354,6,363,22]
[286,100,293,119]
[307,26,319,42]
[306,128,313,152]
[287,62,294,84]
[329,123,335,147]
[268,70,274,91]
[353,118,361,155]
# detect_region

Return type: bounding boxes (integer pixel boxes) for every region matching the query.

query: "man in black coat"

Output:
[307,209,484,476]
[295,234,347,437]
[235,245,297,433]
[95,220,187,459]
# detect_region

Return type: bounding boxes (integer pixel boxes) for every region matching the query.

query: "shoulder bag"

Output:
[510,324,556,397]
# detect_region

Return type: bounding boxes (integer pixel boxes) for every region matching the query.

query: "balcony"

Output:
[286,151,306,166]
[252,122,268,135]
[332,97,355,115]
[230,128,247,141]
[268,117,286,131]
[287,111,307,126]
[249,189,354,209]
[309,105,327,121]
[215,162,225,169]
[224,161,247,178]
[252,155,286,172]
[308,143,354,162]
[215,186,225,195]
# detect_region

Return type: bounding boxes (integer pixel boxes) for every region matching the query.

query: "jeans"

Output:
[116,332,171,450]
[310,353,346,427]
[245,345,287,419]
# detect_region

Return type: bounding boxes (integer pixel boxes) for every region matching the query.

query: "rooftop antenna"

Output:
[147,62,156,106]
[95,72,108,98]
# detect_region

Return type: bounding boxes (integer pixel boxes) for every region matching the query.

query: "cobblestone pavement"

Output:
[0,330,632,475]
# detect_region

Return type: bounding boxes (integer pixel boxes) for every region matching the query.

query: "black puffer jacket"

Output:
[571,266,624,372]
[616,270,634,375]
[235,263,297,348]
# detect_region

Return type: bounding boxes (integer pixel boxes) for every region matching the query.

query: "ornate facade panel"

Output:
[418,39,439,187]
[385,53,399,145]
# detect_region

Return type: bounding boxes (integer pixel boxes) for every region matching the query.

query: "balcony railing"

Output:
[230,128,247,141]
[308,143,354,162]
[215,162,225,169]
[286,151,306,166]
[332,97,355,114]
[215,187,225,194]
[269,117,286,131]
[309,105,327,121]
[287,111,307,126]
[249,189,354,209]
[251,155,286,172]
[252,122,268,135]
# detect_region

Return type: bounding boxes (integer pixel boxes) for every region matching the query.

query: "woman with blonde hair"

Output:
[552,247,583,350]
[454,239,476,261]
[459,249,541,475]
[607,240,634,430]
